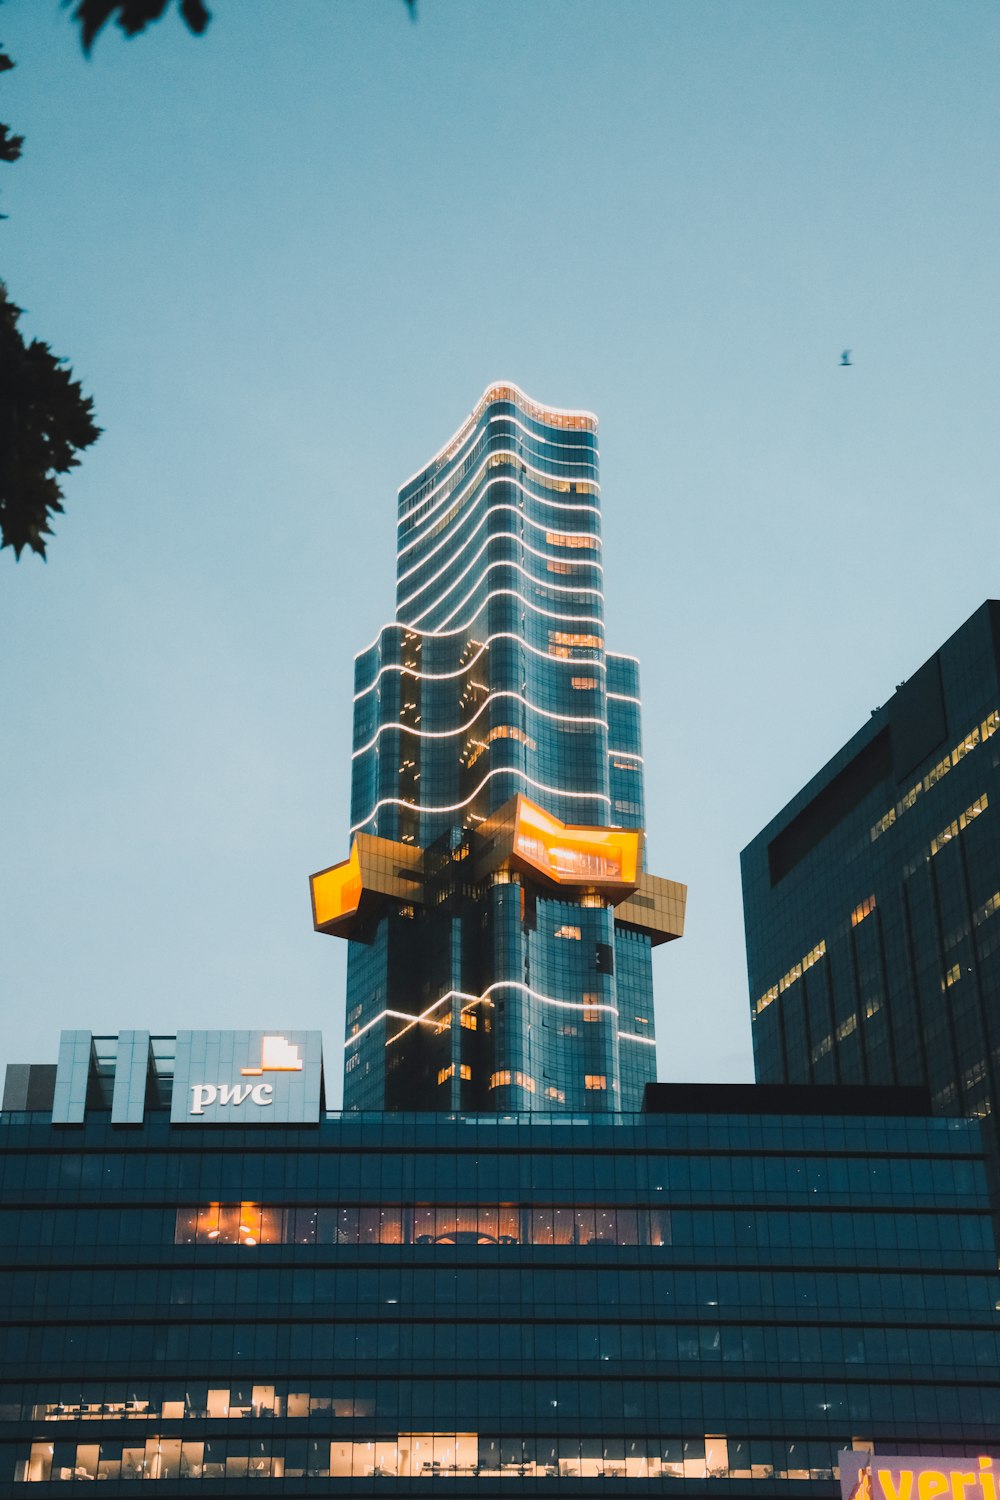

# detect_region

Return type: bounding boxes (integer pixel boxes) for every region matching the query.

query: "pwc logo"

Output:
[189,1036,304,1116]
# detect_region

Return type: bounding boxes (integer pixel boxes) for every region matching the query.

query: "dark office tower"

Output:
[4,1032,1000,1491]
[742,600,1000,1202]
[310,383,685,1112]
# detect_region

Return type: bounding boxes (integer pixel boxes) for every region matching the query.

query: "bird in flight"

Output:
[840,350,852,366]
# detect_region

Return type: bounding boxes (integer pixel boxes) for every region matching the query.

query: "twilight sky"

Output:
[2,0,1000,1105]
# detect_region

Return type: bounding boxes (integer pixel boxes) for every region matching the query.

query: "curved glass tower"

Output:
[311,383,685,1111]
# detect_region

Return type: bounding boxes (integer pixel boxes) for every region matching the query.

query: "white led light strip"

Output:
[350,765,611,835]
[398,490,601,585]
[399,461,600,562]
[487,410,600,456]
[408,569,605,634]
[345,981,620,1049]
[352,691,608,759]
[617,1031,656,1046]
[399,528,603,618]
[402,463,599,552]
[354,629,610,690]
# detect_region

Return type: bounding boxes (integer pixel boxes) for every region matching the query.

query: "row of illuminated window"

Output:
[545,530,599,548]
[755,941,827,1015]
[549,631,602,650]
[173,1204,673,1247]
[436,1065,473,1084]
[485,452,598,495]
[870,710,999,843]
[12,1433,840,1484]
[488,1070,609,1094]
[929,794,989,858]
[851,895,876,928]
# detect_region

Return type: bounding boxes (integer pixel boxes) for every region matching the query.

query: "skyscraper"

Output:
[742,600,1000,1209]
[310,383,685,1112]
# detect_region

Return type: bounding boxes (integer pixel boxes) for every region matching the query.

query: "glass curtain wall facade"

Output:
[742,601,1000,1214]
[2,1046,1000,1493]
[311,384,685,1113]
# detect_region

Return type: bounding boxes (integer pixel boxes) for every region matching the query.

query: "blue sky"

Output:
[2,0,1000,1103]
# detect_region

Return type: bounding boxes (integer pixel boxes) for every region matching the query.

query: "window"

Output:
[545,531,598,549]
[549,631,602,655]
[489,1070,536,1093]
[571,677,598,690]
[554,925,581,940]
[466,724,536,768]
[755,940,826,1015]
[851,895,876,927]
[584,1074,607,1091]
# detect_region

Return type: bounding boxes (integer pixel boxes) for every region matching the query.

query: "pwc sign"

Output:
[840,1455,1000,1500]
[171,1031,324,1125]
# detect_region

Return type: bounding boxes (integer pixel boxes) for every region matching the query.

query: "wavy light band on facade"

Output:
[344,982,624,1052]
[397,471,602,569]
[404,555,605,630]
[401,472,600,552]
[349,768,613,836]
[398,456,601,544]
[401,564,605,630]
[397,494,602,589]
[395,501,602,594]
[353,631,611,697]
[399,540,603,616]
[352,694,609,759]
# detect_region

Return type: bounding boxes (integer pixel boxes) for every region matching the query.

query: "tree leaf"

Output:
[0,283,101,560]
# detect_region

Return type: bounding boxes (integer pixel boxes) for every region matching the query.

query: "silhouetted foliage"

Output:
[0,47,22,217]
[0,283,101,559]
[67,0,415,51]
[69,0,211,53]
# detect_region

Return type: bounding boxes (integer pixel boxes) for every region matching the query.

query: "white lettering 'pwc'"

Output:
[189,1082,274,1115]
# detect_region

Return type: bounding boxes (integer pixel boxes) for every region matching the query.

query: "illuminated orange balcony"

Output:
[310,835,424,939]
[510,796,639,888]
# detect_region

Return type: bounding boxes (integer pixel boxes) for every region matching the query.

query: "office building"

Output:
[310,384,685,1112]
[742,601,1000,1204]
[2,1030,999,1490]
